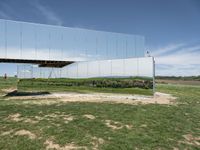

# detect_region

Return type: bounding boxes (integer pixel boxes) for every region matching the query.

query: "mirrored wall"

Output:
[0,19,145,61]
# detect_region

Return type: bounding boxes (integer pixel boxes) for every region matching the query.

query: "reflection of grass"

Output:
[18,85,153,95]
[0,77,18,94]
[0,77,17,88]
[0,78,200,149]
[17,77,153,95]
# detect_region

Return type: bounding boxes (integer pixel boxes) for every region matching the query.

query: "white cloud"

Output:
[155,51,200,65]
[32,1,63,26]
[153,43,200,76]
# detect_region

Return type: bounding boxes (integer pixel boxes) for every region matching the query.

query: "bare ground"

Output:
[5,92,176,105]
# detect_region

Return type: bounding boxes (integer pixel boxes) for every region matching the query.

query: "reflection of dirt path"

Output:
[1,88,17,93]
[6,92,176,105]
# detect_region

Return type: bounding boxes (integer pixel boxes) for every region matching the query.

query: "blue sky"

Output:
[0,0,200,76]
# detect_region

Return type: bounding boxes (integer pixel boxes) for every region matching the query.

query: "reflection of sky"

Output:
[0,0,199,76]
[0,19,145,62]
[17,57,154,79]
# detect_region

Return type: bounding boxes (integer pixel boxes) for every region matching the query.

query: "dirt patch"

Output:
[134,92,176,105]
[124,124,133,130]
[35,116,43,121]
[105,120,123,130]
[140,124,147,128]
[83,114,96,120]
[15,129,36,140]
[178,134,200,146]
[104,120,132,130]
[34,113,74,124]
[1,130,14,136]
[181,134,200,146]
[23,118,39,124]
[91,136,104,149]
[7,113,38,124]
[44,139,88,150]
[7,113,22,122]
[5,92,176,105]
[63,115,74,124]
[1,88,17,93]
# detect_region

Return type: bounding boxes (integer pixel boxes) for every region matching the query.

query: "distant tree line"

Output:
[156,76,200,81]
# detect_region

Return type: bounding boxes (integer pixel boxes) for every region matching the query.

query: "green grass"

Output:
[0,77,18,89]
[0,78,200,149]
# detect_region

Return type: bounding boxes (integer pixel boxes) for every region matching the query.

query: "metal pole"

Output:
[153,57,156,95]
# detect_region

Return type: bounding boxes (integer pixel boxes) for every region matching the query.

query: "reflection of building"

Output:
[0,19,154,79]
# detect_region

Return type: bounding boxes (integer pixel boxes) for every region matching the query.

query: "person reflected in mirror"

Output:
[4,73,7,80]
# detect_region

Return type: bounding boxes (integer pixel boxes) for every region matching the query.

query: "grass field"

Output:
[0,77,200,149]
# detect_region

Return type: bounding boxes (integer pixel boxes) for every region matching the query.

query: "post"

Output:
[153,57,156,95]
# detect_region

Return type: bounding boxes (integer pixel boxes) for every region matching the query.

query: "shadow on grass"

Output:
[4,90,50,97]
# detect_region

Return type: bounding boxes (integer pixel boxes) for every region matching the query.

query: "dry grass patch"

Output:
[140,124,148,128]
[91,136,104,149]
[104,120,132,130]
[83,114,96,120]
[15,129,36,140]
[178,134,200,146]
[1,130,14,136]
[32,112,75,124]
[7,113,21,122]
[63,116,74,124]
[43,113,74,123]
[23,118,39,124]
[7,113,39,124]
[44,139,88,150]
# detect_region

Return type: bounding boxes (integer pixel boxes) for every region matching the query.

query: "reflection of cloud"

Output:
[31,1,63,26]
[21,70,31,73]
[0,47,89,61]
[156,64,200,76]
[153,43,200,76]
